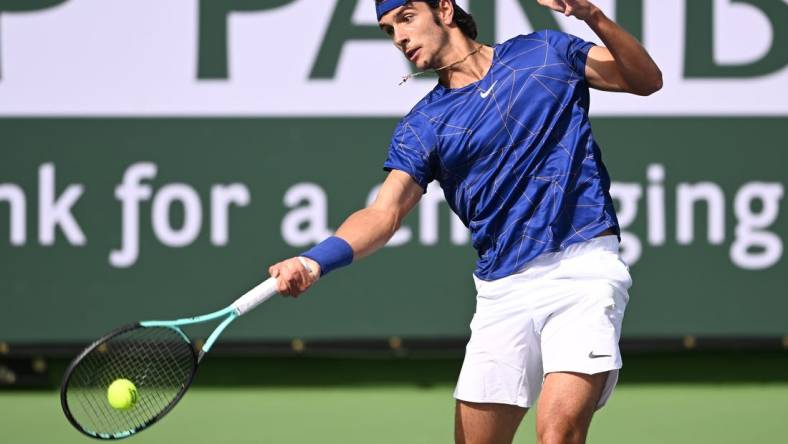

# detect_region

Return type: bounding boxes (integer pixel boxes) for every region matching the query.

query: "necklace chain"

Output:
[399,45,486,86]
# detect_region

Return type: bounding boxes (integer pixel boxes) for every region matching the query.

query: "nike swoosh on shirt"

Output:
[588,351,613,359]
[480,80,497,99]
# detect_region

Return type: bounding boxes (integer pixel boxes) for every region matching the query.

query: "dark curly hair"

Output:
[425,0,478,40]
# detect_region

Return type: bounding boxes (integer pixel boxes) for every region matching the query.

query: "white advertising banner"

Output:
[0,0,785,116]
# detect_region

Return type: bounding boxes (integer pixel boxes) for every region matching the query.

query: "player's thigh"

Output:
[455,400,527,444]
[535,371,609,444]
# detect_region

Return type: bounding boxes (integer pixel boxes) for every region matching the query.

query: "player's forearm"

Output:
[335,206,401,260]
[585,7,662,95]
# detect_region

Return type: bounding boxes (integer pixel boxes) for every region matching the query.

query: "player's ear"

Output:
[437,0,454,26]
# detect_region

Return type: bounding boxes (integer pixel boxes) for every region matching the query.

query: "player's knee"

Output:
[536,420,587,444]
[537,428,584,444]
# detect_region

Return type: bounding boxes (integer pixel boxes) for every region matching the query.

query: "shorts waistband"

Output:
[473,235,621,290]
[528,235,620,267]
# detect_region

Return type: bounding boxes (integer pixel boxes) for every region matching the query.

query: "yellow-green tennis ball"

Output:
[107,379,138,410]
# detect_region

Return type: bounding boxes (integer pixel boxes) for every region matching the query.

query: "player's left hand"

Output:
[536,0,599,20]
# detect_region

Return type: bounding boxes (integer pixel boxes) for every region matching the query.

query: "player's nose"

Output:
[393,28,409,50]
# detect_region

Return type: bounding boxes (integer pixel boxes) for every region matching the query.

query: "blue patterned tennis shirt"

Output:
[383,30,620,281]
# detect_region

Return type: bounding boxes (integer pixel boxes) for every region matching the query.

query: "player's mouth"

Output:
[406,47,421,62]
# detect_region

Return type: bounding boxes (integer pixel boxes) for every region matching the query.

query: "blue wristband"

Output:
[301,236,354,276]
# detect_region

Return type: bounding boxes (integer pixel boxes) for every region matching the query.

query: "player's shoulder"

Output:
[391,106,435,144]
[496,30,578,56]
[389,106,439,154]
[493,31,548,64]
[498,31,547,50]
[397,91,442,130]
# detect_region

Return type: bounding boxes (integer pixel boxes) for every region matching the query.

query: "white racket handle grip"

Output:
[231,277,279,316]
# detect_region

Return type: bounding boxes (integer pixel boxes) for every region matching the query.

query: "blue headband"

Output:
[376,1,462,22]
[376,0,411,20]
[381,0,461,21]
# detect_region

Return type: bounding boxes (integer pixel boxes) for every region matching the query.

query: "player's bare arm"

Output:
[335,170,424,259]
[269,170,423,297]
[537,0,663,95]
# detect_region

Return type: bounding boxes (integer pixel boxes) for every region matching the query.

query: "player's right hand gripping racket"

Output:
[60,277,280,440]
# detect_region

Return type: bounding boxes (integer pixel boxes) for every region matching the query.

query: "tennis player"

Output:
[269,1,661,443]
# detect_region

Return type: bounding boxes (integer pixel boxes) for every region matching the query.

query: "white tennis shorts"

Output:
[454,235,631,409]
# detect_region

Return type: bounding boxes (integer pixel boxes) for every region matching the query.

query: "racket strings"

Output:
[88,329,191,434]
[72,334,157,433]
[64,327,196,437]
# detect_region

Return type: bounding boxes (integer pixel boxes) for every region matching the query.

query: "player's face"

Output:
[378,3,451,71]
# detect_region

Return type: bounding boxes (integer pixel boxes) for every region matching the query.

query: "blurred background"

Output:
[0,1,786,443]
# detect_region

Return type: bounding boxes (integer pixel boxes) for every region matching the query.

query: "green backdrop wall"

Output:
[1,117,785,343]
[1,0,786,345]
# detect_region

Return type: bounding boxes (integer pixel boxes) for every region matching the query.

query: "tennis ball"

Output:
[107,378,138,410]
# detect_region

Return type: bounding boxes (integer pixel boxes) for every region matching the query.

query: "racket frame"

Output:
[59,323,199,440]
[140,306,239,361]
[60,277,278,440]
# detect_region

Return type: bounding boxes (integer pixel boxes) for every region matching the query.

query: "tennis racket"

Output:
[60,276,280,440]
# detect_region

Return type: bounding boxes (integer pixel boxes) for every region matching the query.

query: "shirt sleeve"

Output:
[382,114,438,192]
[541,29,596,77]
